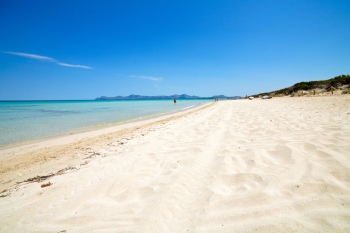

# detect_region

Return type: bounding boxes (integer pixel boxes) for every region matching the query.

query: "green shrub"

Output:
[253,74,350,97]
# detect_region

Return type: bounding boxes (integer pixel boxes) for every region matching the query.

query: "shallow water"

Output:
[0,99,211,147]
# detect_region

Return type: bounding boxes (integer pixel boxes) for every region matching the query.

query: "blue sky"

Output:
[0,0,349,100]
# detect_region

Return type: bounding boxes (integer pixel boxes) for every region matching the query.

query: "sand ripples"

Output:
[1,96,350,232]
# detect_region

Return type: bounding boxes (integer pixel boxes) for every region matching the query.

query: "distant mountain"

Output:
[211,95,229,98]
[95,94,242,100]
[95,94,202,100]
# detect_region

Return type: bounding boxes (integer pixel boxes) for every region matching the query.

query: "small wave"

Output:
[182,105,195,110]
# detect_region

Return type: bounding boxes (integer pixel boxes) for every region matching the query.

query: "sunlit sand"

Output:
[1,95,350,232]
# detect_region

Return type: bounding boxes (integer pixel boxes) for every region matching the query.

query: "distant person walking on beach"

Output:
[174,98,176,104]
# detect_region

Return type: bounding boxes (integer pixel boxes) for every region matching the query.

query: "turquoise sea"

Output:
[0,99,211,147]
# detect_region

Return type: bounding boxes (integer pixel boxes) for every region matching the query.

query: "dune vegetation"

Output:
[253,74,350,97]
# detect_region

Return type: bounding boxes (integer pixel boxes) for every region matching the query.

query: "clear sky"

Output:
[0,0,349,100]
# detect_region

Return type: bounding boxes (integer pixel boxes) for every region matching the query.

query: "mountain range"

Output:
[95,94,241,100]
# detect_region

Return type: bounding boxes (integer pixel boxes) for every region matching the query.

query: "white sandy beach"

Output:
[1,95,350,232]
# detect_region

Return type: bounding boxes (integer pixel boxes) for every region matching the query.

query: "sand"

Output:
[1,95,350,232]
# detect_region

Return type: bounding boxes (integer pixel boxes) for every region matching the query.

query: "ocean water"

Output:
[0,99,211,147]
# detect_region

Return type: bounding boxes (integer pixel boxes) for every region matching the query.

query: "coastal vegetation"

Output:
[253,74,350,97]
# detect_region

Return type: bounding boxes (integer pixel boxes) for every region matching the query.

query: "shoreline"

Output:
[0,102,214,192]
[1,95,349,232]
[0,100,210,149]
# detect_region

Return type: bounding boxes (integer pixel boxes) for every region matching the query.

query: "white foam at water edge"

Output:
[182,105,195,110]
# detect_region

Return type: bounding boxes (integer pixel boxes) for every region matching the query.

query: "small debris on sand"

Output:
[41,182,52,188]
